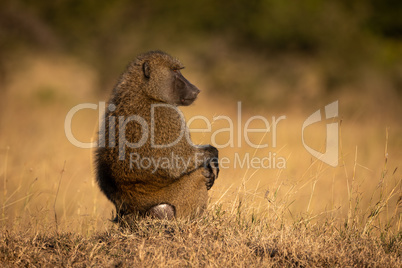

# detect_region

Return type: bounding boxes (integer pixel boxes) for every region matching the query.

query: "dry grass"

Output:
[1,212,401,267]
[0,53,401,266]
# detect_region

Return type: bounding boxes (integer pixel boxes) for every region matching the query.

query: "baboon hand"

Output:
[200,144,219,160]
[202,159,219,190]
[201,145,219,190]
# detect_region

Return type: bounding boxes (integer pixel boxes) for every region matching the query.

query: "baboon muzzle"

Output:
[177,73,200,106]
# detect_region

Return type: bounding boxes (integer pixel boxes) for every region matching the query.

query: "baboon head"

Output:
[136,51,200,106]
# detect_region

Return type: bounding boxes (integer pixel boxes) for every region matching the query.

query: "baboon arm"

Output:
[143,146,203,180]
[143,144,218,181]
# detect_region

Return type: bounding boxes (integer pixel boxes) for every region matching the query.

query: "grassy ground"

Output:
[1,210,401,267]
[0,53,401,266]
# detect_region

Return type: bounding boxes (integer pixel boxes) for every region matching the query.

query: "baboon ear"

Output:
[142,61,150,78]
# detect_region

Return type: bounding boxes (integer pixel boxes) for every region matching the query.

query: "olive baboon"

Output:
[95,51,219,222]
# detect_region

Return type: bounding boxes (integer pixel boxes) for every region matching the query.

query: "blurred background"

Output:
[0,0,401,232]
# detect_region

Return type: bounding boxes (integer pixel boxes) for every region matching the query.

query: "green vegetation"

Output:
[1,0,402,102]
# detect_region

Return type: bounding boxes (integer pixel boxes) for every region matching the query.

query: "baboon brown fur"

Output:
[95,50,219,222]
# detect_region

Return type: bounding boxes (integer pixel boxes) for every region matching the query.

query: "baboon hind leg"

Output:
[148,168,209,219]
